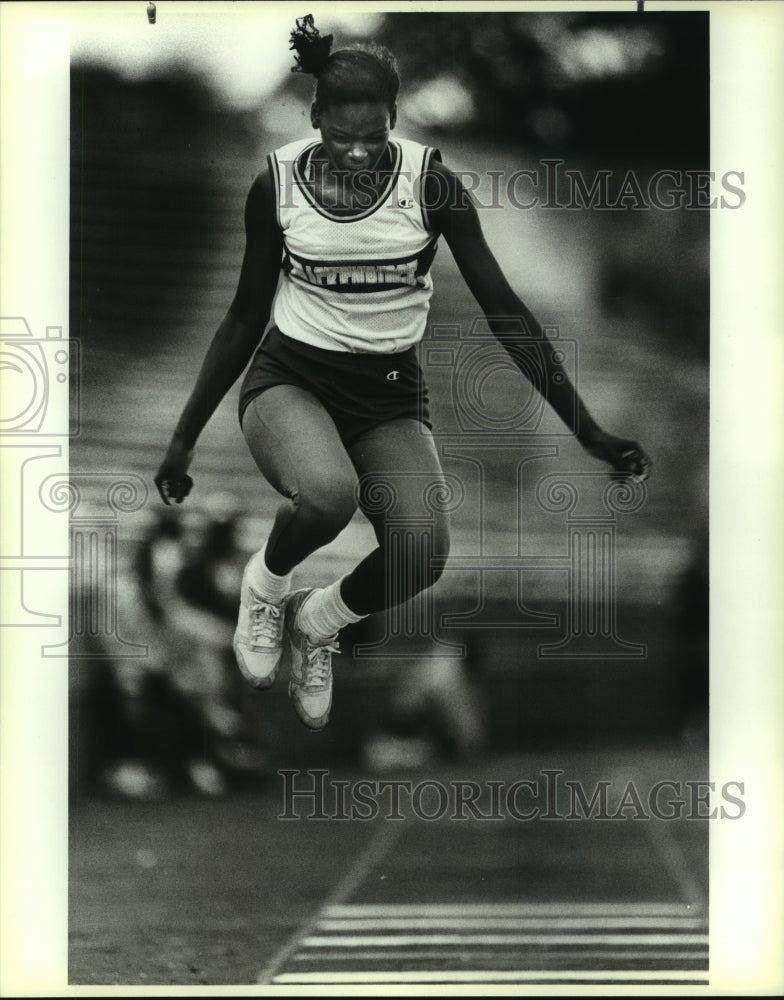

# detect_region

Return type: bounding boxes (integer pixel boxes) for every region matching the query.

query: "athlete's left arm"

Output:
[426,160,651,480]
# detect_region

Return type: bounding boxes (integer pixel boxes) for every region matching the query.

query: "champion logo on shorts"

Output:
[386,370,401,381]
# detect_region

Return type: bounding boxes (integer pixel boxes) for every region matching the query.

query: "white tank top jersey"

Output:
[268,136,441,353]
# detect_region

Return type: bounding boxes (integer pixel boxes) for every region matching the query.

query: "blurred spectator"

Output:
[74,501,266,800]
[176,492,244,620]
[360,653,487,773]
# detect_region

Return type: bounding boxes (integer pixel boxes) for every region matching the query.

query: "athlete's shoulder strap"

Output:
[267,137,318,229]
[393,138,442,233]
[270,136,317,163]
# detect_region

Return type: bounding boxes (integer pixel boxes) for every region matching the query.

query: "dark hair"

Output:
[289,14,399,111]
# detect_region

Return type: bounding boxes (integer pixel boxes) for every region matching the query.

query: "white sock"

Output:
[296,578,365,641]
[245,544,292,604]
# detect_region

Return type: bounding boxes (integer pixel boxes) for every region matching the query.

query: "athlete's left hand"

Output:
[581,430,652,483]
[154,441,194,505]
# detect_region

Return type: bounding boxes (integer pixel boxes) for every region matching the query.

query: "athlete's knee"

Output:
[296,478,358,540]
[388,515,450,592]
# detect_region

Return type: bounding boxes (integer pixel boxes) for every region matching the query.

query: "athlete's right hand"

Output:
[154,441,194,505]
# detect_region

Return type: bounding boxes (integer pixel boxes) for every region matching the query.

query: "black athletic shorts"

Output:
[238,327,432,445]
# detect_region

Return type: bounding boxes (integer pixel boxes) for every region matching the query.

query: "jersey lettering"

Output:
[284,238,437,293]
[271,137,440,351]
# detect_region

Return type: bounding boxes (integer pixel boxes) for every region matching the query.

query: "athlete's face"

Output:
[312,101,397,174]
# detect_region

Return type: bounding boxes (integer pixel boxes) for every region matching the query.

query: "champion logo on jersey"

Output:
[271,136,441,351]
[386,370,401,381]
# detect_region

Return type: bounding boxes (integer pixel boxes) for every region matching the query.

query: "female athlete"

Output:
[155,15,651,732]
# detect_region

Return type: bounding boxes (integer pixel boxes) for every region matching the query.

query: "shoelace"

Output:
[303,638,339,688]
[249,600,282,646]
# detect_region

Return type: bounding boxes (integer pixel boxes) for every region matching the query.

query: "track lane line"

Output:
[255,817,404,985]
[301,933,709,947]
[292,948,709,963]
[273,970,711,984]
[324,901,705,917]
[317,916,708,931]
[646,820,708,910]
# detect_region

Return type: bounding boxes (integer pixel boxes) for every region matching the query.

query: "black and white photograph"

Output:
[0,1,782,994]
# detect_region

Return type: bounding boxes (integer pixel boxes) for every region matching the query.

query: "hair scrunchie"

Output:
[289,14,334,76]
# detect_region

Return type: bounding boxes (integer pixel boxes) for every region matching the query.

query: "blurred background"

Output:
[67,8,709,801]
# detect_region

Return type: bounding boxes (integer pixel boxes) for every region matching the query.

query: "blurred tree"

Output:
[353,11,709,161]
[70,64,258,347]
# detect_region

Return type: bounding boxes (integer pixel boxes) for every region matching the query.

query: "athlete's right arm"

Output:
[155,168,283,504]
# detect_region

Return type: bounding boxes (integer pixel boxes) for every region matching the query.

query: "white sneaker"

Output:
[233,568,286,689]
[285,589,339,731]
